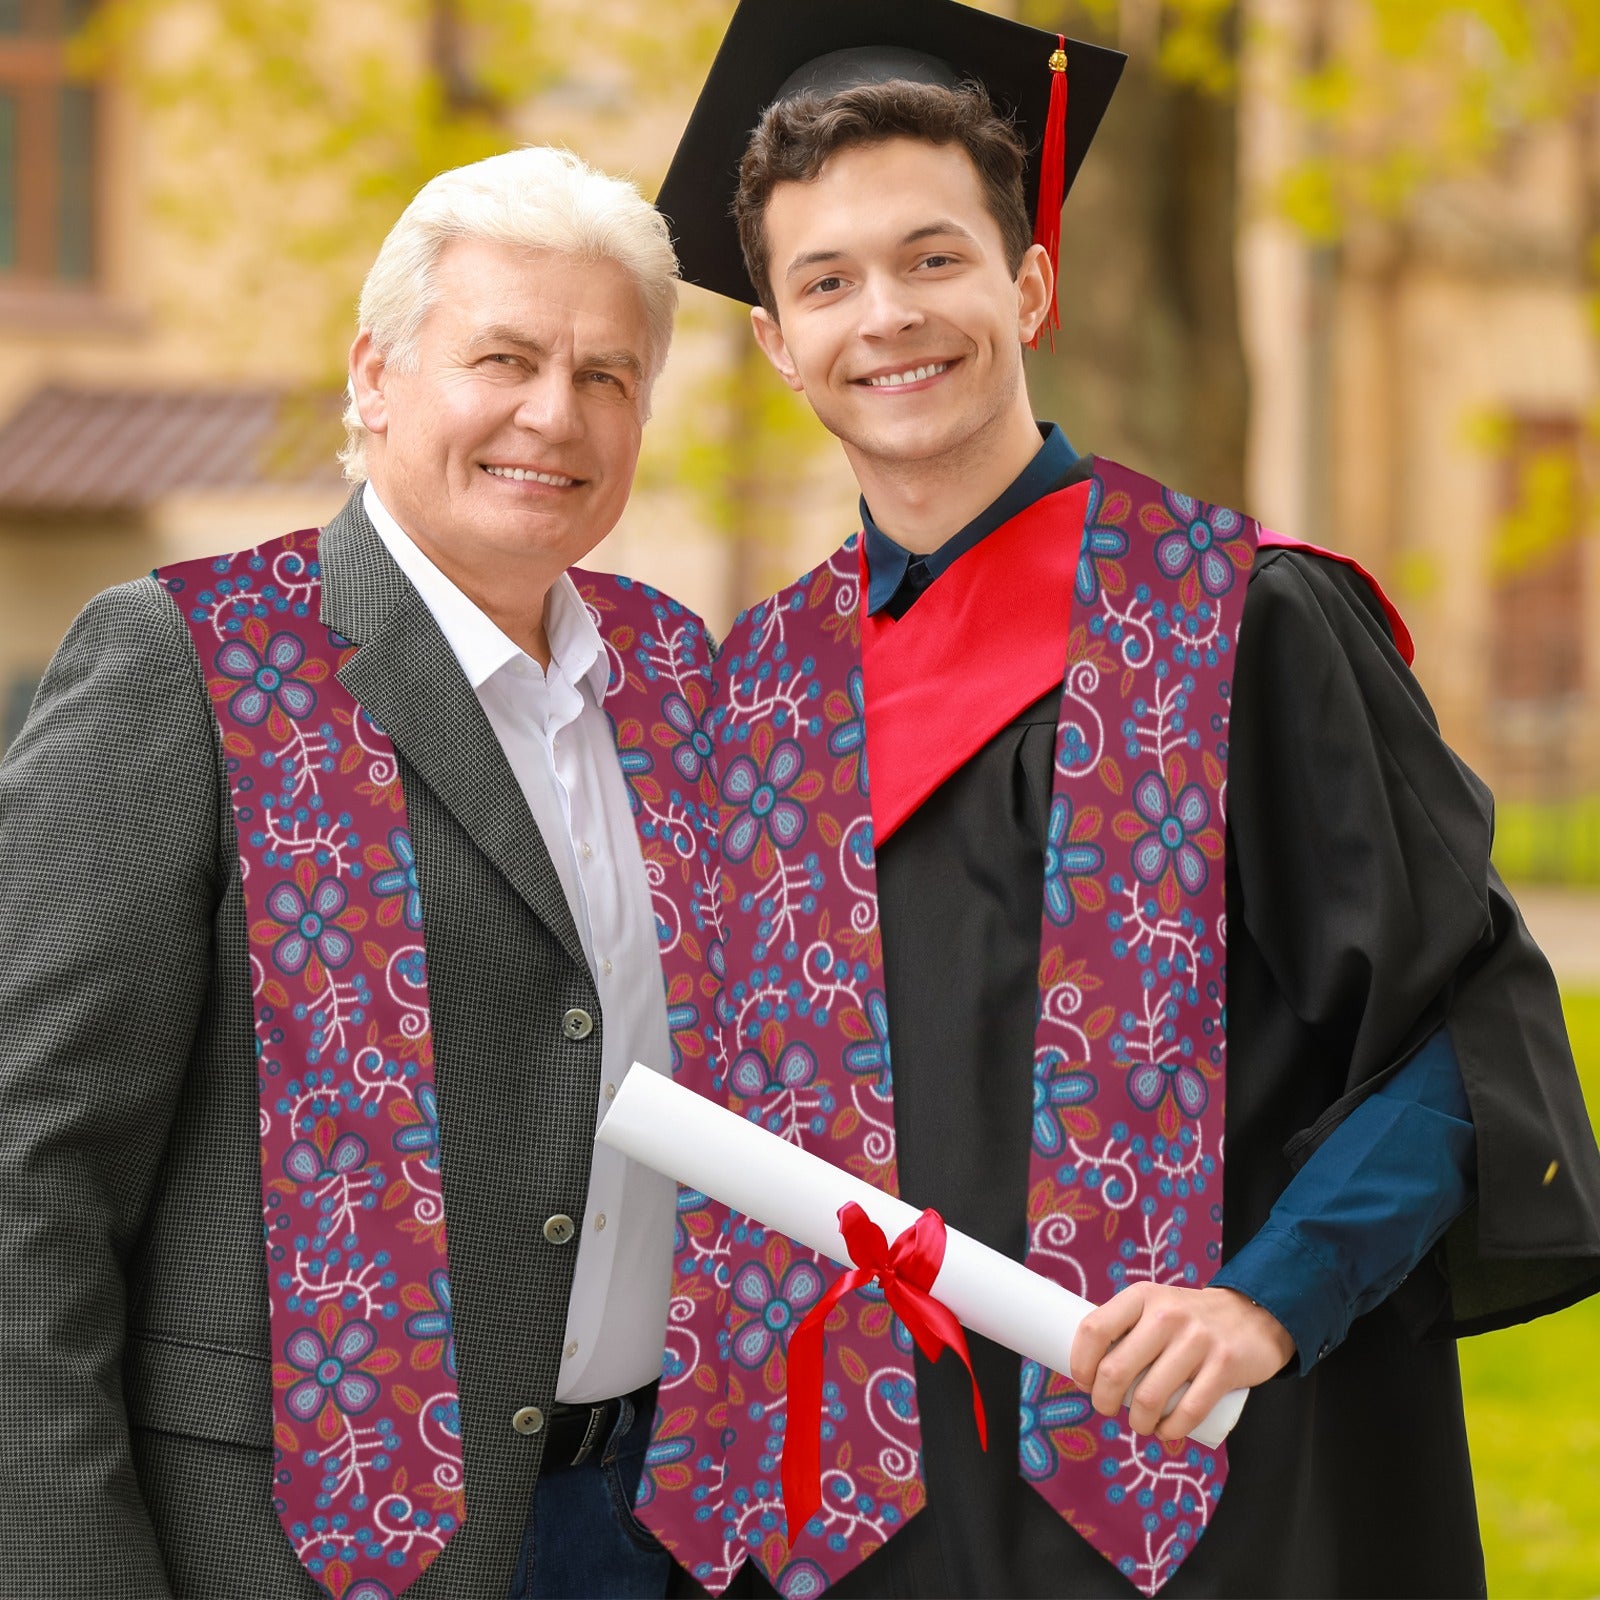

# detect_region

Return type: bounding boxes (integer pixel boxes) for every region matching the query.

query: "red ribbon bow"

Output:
[782,1203,989,1537]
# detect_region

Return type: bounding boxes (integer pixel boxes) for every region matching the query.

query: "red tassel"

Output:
[1029,36,1069,352]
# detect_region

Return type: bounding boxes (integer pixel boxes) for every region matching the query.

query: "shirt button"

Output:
[561,1007,593,1041]
[564,1341,579,1360]
[594,1213,607,1232]
[511,1405,545,1435]
[602,959,613,976]
[581,841,594,859]
[544,1214,577,1245]
[603,1083,617,1102]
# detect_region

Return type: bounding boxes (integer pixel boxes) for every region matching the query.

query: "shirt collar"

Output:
[543,572,609,702]
[361,481,606,699]
[861,422,1078,615]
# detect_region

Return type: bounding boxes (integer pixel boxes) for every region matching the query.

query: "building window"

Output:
[0,0,97,284]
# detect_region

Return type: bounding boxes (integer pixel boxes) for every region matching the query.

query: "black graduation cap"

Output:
[657,0,1127,314]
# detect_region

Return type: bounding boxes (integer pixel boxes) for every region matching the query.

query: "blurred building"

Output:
[0,0,850,748]
[4,0,1598,840]
[0,0,349,743]
[1239,0,1600,822]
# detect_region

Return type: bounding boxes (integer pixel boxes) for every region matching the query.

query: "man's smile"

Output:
[480,463,585,487]
[853,358,959,391]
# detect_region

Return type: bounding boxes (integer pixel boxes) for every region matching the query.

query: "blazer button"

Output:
[561,1007,594,1041]
[543,1214,577,1245]
[512,1405,545,1436]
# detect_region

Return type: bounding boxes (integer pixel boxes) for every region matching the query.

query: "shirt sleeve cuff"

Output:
[1211,1223,1351,1375]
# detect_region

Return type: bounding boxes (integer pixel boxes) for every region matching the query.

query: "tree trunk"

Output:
[1027,10,1250,510]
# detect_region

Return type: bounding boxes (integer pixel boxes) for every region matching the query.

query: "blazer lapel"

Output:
[316,491,589,973]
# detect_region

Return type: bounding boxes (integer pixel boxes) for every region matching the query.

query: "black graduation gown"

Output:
[715,544,1600,1600]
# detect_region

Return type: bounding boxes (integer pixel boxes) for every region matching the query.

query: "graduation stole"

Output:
[638,460,1256,1599]
[161,533,719,1600]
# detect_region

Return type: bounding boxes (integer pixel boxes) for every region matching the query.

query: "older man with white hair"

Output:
[0,147,713,1600]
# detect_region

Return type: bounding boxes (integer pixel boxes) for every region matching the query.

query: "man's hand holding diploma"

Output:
[596,1062,1250,1450]
[1071,1283,1296,1441]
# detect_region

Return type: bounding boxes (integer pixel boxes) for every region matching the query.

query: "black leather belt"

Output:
[543,1379,658,1470]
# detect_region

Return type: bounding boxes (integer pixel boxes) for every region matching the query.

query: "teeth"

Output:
[484,465,577,486]
[865,362,948,388]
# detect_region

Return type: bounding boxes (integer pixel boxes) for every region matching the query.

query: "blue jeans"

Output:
[508,1389,671,1599]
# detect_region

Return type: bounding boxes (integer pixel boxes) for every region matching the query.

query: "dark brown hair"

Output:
[735,79,1032,315]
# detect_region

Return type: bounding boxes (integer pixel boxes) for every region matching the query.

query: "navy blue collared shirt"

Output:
[863,423,1080,618]
[859,422,1478,1369]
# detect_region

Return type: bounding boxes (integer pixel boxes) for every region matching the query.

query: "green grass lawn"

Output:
[1460,989,1600,1596]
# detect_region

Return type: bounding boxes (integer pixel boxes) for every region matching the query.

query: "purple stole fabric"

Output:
[638,460,1258,1598]
[574,563,725,1091]
[1015,463,1252,1591]
[161,534,718,1600]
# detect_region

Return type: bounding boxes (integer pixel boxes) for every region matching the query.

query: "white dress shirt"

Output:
[363,482,676,1404]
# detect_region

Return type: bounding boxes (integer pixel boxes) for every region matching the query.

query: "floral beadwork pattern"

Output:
[1042,795,1107,928]
[636,539,919,1600]
[164,544,724,1599]
[572,570,734,1588]
[638,463,1254,1600]
[1025,461,1252,1593]
[575,569,724,1086]
[1018,1358,1095,1481]
[161,530,464,1598]
[1143,488,1253,606]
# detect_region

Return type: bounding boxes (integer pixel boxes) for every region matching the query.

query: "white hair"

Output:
[339,145,679,482]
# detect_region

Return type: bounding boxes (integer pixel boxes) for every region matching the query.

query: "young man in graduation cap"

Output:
[637,2,1600,1596]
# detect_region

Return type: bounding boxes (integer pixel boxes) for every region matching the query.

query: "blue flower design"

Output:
[730,1040,818,1099]
[214,632,317,726]
[1018,1359,1092,1480]
[671,1184,709,1255]
[1153,490,1247,598]
[842,991,891,1095]
[1032,1048,1098,1158]
[730,1256,825,1370]
[617,747,654,781]
[827,668,868,795]
[264,876,354,976]
[776,1559,831,1600]
[1127,1057,1210,1123]
[404,1268,457,1378]
[1042,795,1104,927]
[371,828,422,930]
[282,1131,368,1188]
[392,1082,441,1171]
[1076,477,1130,605]
[282,1320,383,1423]
[639,1431,693,1511]
[1130,770,1211,895]
[722,740,811,863]
[663,692,716,784]
[645,1433,692,1473]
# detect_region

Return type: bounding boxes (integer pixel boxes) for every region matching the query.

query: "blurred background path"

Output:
[1513,885,1600,989]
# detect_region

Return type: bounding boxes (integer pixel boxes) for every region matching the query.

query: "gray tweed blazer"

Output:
[0,493,624,1597]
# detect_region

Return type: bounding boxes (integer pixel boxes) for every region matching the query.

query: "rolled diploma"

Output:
[599,1062,1245,1448]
